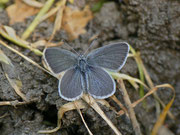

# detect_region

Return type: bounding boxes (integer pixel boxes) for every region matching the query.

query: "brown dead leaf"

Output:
[6,0,40,24]
[62,5,93,40]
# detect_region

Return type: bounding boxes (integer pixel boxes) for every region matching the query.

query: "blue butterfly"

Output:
[44,42,129,101]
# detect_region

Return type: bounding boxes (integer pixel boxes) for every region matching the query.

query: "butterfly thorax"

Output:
[77,56,88,73]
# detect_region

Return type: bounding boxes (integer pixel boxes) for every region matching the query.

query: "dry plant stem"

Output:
[5,74,28,102]
[0,113,9,119]
[96,99,117,113]
[110,72,149,89]
[74,101,93,135]
[130,47,145,106]
[82,94,122,135]
[40,7,59,22]
[22,0,44,8]
[151,84,175,135]
[139,56,175,120]
[110,95,129,117]
[0,101,28,106]
[131,46,174,119]
[118,79,142,135]
[0,40,55,78]
[117,84,174,117]
[21,0,55,39]
[0,29,42,55]
[49,0,66,42]
[130,46,174,119]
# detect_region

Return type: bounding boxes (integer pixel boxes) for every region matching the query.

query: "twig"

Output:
[74,101,93,135]
[40,7,59,22]
[82,94,122,135]
[118,79,142,135]
[0,113,9,119]
[0,100,28,106]
[110,95,129,117]
[22,0,55,39]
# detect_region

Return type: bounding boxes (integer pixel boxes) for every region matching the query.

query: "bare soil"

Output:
[0,0,180,135]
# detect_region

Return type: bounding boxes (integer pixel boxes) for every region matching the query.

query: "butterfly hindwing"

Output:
[59,68,83,101]
[86,66,116,99]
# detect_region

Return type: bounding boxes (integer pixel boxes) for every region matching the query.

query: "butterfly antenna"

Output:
[83,38,97,55]
[62,39,80,56]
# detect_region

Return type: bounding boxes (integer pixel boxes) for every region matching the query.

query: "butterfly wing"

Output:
[86,66,116,99]
[44,47,78,74]
[59,68,83,101]
[87,42,129,71]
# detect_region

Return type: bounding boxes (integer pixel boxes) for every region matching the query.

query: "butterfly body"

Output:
[44,42,129,101]
[77,56,88,73]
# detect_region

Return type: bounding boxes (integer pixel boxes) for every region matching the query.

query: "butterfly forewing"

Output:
[44,47,78,74]
[59,68,83,101]
[86,66,116,99]
[87,42,129,71]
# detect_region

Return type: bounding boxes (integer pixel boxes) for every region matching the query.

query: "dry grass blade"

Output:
[110,72,149,90]
[128,80,139,90]
[0,101,27,106]
[38,99,87,134]
[74,101,93,135]
[5,74,27,102]
[130,46,147,107]
[96,99,118,114]
[139,56,175,120]
[40,7,59,22]
[0,49,27,101]
[49,0,66,41]
[0,40,53,77]
[82,94,122,135]
[22,0,55,39]
[151,84,175,135]
[111,95,128,117]
[96,99,110,108]
[0,49,12,65]
[0,113,9,119]
[136,52,154,88]
[22,0,43,8]
[128,53,134,57]
[0,26,42,55]
[118,79,142,135]
[117,83,175,127]
[68,0,74,4]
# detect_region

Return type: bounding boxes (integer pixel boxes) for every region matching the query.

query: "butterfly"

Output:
[43,42,129,101]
